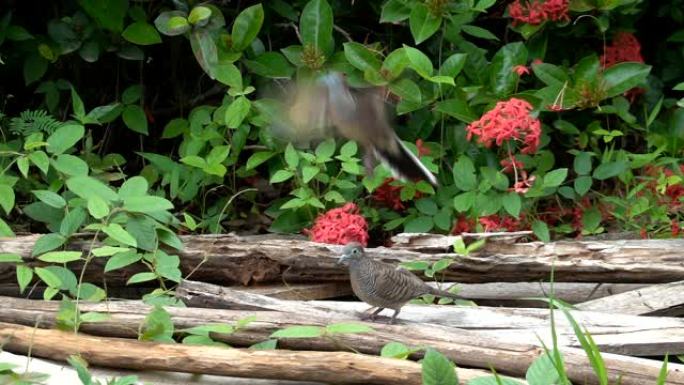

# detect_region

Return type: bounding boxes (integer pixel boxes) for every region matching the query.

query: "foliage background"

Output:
[0,0,683,298]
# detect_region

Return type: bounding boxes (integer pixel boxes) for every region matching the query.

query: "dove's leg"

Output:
[389,309,402,324]
[360,307,384,321]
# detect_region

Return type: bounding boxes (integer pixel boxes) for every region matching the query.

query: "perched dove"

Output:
[337,242,460,324]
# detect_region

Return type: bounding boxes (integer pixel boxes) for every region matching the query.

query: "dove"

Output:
[337,242,460,324]
[269,72,439,187]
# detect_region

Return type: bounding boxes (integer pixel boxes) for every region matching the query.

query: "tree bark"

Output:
[576,280,684,316]
[0,296,680,385]
[3,234,684,285]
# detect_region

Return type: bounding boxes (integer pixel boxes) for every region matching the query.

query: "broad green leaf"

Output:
[409,3,441,45]
[271,325,324,338]
[246,151,275,170]
[35,266,62,287]
[24,54,48,85]
[16,156,29,177]
[189,29,218,78]
[543,168,568,188]
[382,48,409,79]
[231,4,264,51]
[435,98,476,123]
[404,215,434,233]
[532,220,550,243]
[46,123,85,155]
[380,0,411,23]
[127,272,157,285]
[574,175,592,196]
[59,207,86,236]
[154,11,191,36]
[213,63,243,89]
[415,198,438,215]
[78,0,127,32]
[181,323,235,336]
[439,53,467,78]
[122,85,142,104]
[453,191,476,212]
[389,78,422,103]
[526,353,561,385]
[105,251,142,272]
[271,170,294,183]
[140,306,174,342]
[0,218,14,237]
[490,42,528,97]
[66,176,119,202]
[91,246,130,257]
[532,63,568,86]
[0,185,15,215]
[453,156,477,191]
[592,161,628,180]
[403,45,433,78]
[122,105,148,135]
[422,348,457,385]
[103,223,138,248]
[16,265,33,293]
[80,312,111,323]
[28,151,50,174]
[37,251,82,263]
[573,152,593,175]
[32,233,66,256]
[502,192,522,217]
[300,0,334,57]
[0,253,22,263]
[381,342,411,359]
[302,166,320,183]
[284,143,299,169]
[118,176,149,198]
[462,25,499,41]
[225,96,251,128]
[122,22,162,45]
[343,42,382,73]
[244,52,294,78]
[53,154,89,176]
[123,196,174,213]
[325,323,374,335]
[188,6,212,25]
[602,62,651,99]
[32,190,66,209]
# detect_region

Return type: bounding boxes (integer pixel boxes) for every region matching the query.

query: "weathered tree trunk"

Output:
[0,321,519,385]
[3,234,684,285]
[576,280,684,316]
[0,296,680,385]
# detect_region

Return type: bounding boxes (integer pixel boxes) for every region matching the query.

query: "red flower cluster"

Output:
[304,203,369,246]
[451,216,475,235]
[501,156,524,174]
[601,32,644,68]
[508,0,570,25]
[416,139,430,157]
[479,214,524,232]
[372,178,405,211]
[466,98,542,154]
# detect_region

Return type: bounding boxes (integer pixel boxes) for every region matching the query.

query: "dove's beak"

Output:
[337,253,350,265]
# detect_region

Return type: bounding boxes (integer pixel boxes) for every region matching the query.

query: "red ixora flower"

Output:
[601,32,644,68]
[304,203,369,246]
[479,214,524,232]
[451,216,475,235]
[513,65,530,76]
[416,139,430,157]
[466,98,542,154]
[508,0,570,26]
[372,178,406,211]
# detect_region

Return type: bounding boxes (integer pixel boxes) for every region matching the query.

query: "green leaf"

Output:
[532,63,568,86]
[181,323,235,336]
[188,6,212,25]
[231,4,264,51]
[462,24,499,41]
[415,198,438,215]
[246,151,275,170]
[24,54,48,85]
[244,52,295,79]
[79,0,128,32]
[37,251,82,263]
[380,0,411,23]
[122,105,149,135]
[127,272,157,285]
[28,151,50,174]
[32,190,66,209]
[381,342,412,359]
[155,11,191,36]
[46,123,85,155]
[190,29,218,78]
[91,246,131,257]
[123,196,174,213]
[0,185,15,215]
[302,165,320,183]
[140,306,174,342]
[225,96,251,129]
[502,192,522,217]
[339,141,357,158]
[404,216,434,233]
[592,161,628,180]
[490,42,528,97]
[118,176,149,199]
[80,312,111,323]
[122,21,162,45]
[60,207,86,236]
[602,62,651,99]
[409,3,441,45]
[0,253,22,263]
[574,175,592,196]
[526,353,560,385]
[35,266,62,288]
[70,87,85,120]
[532,220,550,243]
[453,191,476,212]
[16,265,33,293]
[103,223,138,248]
[573,152,593,175]
[300,0,334,57]
[389,78,422,103]
[180,155,206,169]
[16,156,29,178]
[421,348,457,385]
[250,339,278,350]
[0,218,14,237]
[284,143,299,169]
[66,176,119,202]
[53,154,89,176]
[325,323,374,335]
[105,251,142,272]
[213,63,243,89]
[543,168,568,188]
[32,233,66,256]
[439,53,467,78]
[453,156,477,191]
[271,325,324,338]
[270,170,294,183]
[403,45,433,78]
[343,42,382,74]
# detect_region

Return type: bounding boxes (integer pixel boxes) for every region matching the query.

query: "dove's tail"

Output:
[373,133,439,187]
[428,286,461,300]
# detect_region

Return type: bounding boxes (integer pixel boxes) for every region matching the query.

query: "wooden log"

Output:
[0,351,323,385]
[0,296,678,385]
[235,282,352,300]
[0,322,425,385]
[434,282,647,306]
[576,280,684,316]
[3,234,684,285]
[0,321,519,385]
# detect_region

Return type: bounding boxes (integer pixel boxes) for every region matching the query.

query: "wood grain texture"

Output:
[576,280,684,316]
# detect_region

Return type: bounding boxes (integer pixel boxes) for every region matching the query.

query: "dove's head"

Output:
[337,242,365,266]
